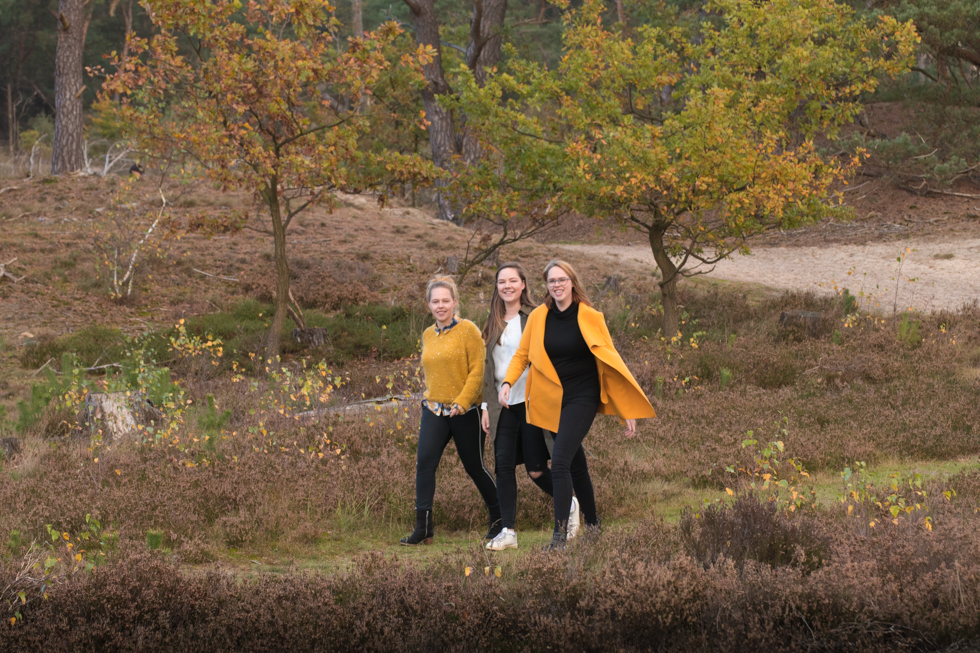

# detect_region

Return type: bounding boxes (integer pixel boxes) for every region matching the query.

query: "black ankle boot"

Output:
[542,530,567,552]
[583,517,602,543]
[400,510,433,546]
[484,504,503,540]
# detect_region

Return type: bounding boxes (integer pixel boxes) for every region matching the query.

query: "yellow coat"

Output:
[503,303,655,433]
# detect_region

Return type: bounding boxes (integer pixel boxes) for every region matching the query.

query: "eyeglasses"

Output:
[547,277,571,287]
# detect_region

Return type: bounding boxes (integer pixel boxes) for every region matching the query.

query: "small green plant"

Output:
[197,394,232,459]
[897,312,922,347]
[839,463,933,534]
[841,288,858,315]
[6,530,22,555]
[146,530,164,551]
[832,329,841,345]
[45,514,116,573]
[16,353,91,432]
[726,418,817,514]
[719,368,733,390]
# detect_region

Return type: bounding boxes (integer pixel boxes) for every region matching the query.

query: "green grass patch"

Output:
[19,325,130,369]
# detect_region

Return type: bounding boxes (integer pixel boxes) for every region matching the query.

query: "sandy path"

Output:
[561,238,980,314]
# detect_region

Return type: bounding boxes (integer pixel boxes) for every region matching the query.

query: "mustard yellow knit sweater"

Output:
[420,319,485,412]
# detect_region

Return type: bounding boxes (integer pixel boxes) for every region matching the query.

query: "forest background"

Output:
[1,0,980,650]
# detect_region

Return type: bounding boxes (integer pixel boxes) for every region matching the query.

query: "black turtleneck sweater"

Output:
[543,301,601,406]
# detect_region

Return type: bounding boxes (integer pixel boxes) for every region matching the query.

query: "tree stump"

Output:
[0,438,21,459]
[76,392,163,444]
[779,311,826,338]
[444,255,460,274]
[292,327,329,348]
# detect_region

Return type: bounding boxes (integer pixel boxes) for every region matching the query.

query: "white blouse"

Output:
[493,315,527,405]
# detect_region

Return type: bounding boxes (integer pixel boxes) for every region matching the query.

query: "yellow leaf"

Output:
[725,488,733,496]
[484,566,490,576]
[9,618,14,626]
[494,566,502,578]
[115,469,121,476]
[464,567,472,576]
[847,505,853,516]
[75,554,82,562]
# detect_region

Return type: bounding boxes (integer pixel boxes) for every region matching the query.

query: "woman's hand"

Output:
[449,404,463,418]
[625,419,637,438]
[481,410,490,434]
[498,383,511,409]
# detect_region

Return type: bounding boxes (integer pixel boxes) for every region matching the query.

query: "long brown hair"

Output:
[543,259,592,309]
[482,262,537,345]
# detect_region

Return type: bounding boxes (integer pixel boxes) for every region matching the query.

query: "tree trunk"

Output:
[649,225,680,338]
[351,0,363,36]
[404,0,460,222]
[461,0,508,165]
[403,0,508,221]
[263,181,290,365]
[52,0,87,174]
[6,84,16,156]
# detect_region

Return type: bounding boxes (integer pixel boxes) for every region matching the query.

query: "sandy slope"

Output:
[562,237,980,314]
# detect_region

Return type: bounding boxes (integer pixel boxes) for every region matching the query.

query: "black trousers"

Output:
[551,402,599,533]
[415,407,498,513]
[494,402,554,529]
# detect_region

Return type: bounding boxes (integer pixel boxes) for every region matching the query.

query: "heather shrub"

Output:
[4,518,980,652]
[679,494,828,573]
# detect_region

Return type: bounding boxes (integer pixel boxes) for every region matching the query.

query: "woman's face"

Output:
[427,287,456,326]
[546,266,572,305]
[496,267,525,306]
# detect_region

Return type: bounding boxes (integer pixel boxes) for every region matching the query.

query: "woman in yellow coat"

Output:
[499,259,655,549]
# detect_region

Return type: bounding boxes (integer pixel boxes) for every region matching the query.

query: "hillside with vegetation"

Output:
[1,0,980,650]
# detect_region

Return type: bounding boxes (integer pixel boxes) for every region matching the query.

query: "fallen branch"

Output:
[0,258,25,283]
[31,358,56,377]
[294,392,423,419]
[926,189,980,199]
[85,363,122,372]
[0,186,20,195]
[193,269,239,282]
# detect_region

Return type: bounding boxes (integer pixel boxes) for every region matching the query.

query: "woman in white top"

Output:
[481,263,579,551]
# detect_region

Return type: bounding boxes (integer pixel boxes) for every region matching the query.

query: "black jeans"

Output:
[415,407,498,513]
[551,402,599,534]
[494,402,554,529]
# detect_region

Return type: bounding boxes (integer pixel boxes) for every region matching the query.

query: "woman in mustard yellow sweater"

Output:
[401,276,501,546]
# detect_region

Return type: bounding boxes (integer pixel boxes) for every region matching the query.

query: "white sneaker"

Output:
[486,528,518,550]
[567,497,581,540]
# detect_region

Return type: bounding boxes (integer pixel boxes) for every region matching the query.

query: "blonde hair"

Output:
[426,276,461,316]
[543,259,592,309]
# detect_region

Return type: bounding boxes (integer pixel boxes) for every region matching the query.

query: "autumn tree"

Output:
[102,0,434,360]
[461,0,917,336]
